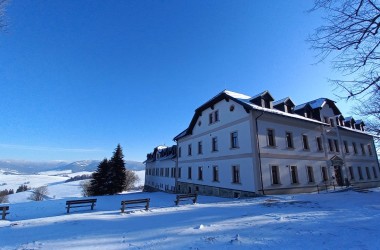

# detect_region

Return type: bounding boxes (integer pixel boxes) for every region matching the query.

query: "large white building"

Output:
[144,90,380,197]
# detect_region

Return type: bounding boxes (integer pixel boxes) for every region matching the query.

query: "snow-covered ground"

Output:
[0,171,379,250]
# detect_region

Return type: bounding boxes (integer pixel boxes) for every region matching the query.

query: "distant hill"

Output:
[0,159,145,174]
[53,160,145,172]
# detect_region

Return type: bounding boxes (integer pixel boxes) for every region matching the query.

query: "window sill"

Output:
[230,147,240,150]
[303,149,310,151]
[271,183,281,186]
[267,146,277,149]
[231,182,241,185]
[211,150,219,153]
[212,180,219,183]
[285,147,295,150]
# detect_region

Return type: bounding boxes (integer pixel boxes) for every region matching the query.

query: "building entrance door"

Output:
[334,166,343,186]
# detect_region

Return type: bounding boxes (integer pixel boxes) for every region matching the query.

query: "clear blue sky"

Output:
[0,0,354,162]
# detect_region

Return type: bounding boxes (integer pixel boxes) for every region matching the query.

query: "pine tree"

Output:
[89,158,109,196]
[108,144,127,194]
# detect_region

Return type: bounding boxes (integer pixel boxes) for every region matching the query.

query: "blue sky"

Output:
[0,0,354,162]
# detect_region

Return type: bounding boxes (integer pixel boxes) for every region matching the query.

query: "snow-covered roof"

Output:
[173,90,368,141]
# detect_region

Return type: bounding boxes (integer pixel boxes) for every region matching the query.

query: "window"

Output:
[329,118,335,127]
[267,129,276,147]
[178,167,182,178]
[232,165,240,184]
[358,167,363,180]
[198,141,203,154]
[344,141,349,153]
[360,143,366,155]
[209,110,219,124]
[368,145,373,156]
[178,147,182,157]
[290,166,298,184]
[316,137,323,151]
[349,167,355,180]
[214,110,219,122]
[230,132,239,148]
[286,132,294,148]
[165,168,169,177]
[307,166,315,183]
[160,168,164,176]
[302,135,309,150]
[373,167,378,178]
[322,167,328,182]
[352,142,358,154]
[324,117,329,124]
[188,144,192,156]
[271,166,280,184]
[198,167,203,180]
[188,167,192,179]
[328,139,334,152]
[264,99,271,108]
[334,140,340,152]
[366,167,371,179]
[212,137,218,151]
[213,166,219,182]
[171,168,174,178]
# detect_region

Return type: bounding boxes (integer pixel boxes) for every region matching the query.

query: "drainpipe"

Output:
[255,110,265,195]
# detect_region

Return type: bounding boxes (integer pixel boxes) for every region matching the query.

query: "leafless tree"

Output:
[309,0,380,139]
[0,194,8,203]
[80,180,91,197]
[0,0,9,32]
[124,170,139,191]
[29,186,48,201]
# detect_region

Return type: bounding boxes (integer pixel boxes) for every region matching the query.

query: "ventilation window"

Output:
[230,105,235,111]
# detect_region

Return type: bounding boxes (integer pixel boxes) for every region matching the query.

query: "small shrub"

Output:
[80,180,92,197]
[29,186,48,201]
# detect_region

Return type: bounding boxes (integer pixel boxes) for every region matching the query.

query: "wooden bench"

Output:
[66,199,97,213]
[0,206,9,220]
[175,194,198,206]
[121,198,150,213]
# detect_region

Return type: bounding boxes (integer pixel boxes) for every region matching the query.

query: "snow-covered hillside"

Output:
[0,159,145,174]
[0,174,379,249]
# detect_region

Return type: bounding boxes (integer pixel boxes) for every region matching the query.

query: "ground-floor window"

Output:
[349,166,355,180]
[232,165,240,184]
[213,166,219,182]
[358,167,364,180]
[373,167,378,179]
[366,167,371,179]
[290,166,298,184]
[271,165,280,184]
[307,166,314,183]
[321,166,328,182]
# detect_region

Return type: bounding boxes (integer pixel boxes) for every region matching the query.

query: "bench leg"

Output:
[67,205,70,214]
[145,202,149,210]
[91,203,94,210]
[1,209,5,220]
[121,204,125,213]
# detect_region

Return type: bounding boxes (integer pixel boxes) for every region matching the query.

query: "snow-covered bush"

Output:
[29,186,48,201]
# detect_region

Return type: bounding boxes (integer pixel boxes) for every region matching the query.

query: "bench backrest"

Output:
[0,206,9,210]
[177,194,197,199]
[66,199,97,205]
[121,198,150,205]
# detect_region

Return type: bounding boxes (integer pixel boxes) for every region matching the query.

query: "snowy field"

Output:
[0,172,379,250]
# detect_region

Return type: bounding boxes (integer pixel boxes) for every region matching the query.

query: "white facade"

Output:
[144,145,177,192]
[146,90,380,197]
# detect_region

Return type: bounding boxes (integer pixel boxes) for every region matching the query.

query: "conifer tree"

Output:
[89,158,109,196]
[108,144,127,194]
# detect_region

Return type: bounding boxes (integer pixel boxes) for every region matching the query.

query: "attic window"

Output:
[264,99,271,109]
[230,105,235,112]
[198,121,201,126]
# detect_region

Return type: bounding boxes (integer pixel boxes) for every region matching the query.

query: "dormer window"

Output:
[264,99,271,109]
